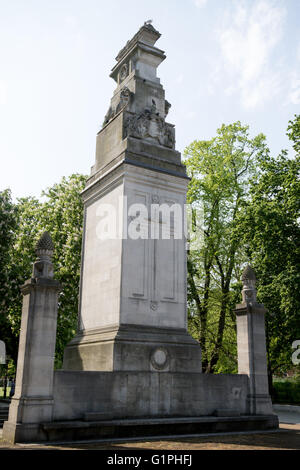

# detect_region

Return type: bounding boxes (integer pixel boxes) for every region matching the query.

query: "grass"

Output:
[272,377,300,405]
[0,386,11,399]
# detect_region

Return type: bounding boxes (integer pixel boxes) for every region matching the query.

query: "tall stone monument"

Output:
[63,22,201,373]
[3,24,278,444]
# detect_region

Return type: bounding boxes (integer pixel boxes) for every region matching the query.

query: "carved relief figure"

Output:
[124,108,175,149]
[103,87,132,127]
[116,87,131,114]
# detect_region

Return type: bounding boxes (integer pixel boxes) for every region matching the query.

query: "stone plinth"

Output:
[4,369,279,443]
[63,163,201,372]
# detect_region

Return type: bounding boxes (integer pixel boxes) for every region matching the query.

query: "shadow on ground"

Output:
[0,425,299,451]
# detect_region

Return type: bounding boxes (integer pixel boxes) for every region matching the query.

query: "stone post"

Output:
[3,232,61,443]
[235,265,273,415]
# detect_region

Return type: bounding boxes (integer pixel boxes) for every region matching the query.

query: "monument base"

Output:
[63,325,202,372]
[247,394,274,415]
[3,370,278,443]
[42,415,279,442]
[3,415,279,444]
[2,421,48,444]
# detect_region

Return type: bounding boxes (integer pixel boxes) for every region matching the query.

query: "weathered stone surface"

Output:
[35,231,54,253]
[2,233,61,444]
[92,22,180,177]
[235,265,273,415]
[52,370,250,421]
[39,414,279,442]
[71,39,191,370]
[63,325,201,372]
[63,162,199,372]
[3,25,279,445]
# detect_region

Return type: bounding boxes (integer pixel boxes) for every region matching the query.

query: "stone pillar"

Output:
[3,232,61,443]
[235,265,273,415]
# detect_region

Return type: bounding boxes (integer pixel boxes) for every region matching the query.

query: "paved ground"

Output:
[0,408,299,451]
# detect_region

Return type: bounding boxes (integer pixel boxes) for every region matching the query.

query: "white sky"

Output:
[0,0,299,200]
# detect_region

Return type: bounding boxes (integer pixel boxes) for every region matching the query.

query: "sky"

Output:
[0,0,299,200]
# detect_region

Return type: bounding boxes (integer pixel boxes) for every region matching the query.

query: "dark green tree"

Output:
[0,189,18,362]
[4,174,87,367]
[184,122,269,373]
[241,115,300,381]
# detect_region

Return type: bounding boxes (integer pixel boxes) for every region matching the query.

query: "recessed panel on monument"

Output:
[63,22,201,373]
[80,183,124,331]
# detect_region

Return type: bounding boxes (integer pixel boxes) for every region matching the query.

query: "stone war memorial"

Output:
[3,23,278,443]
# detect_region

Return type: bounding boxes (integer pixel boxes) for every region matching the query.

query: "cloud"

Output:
[185,111,197,120]
[175,74,184,84]
[297,42,300,61]
[193,0,208,8]
[214,0,287,109]
[287,74,300,105]
[65,16,79,29]
[0,80,8,106]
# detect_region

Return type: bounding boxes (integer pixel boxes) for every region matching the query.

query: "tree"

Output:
[40,174,87,366]
[4,174,87,367]
[0,189,18,362]
[184,122,269,373]
[241,115,300,381]
[287,114,300,156]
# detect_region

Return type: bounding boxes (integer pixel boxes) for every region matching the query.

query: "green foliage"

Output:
[287,114,300,156]
[184,117,300,377]
[184,122,269,373]
[0,189,18,361]
[3,174,87,367]
[272,377,300,405]
[40,175,87,367]
[240,115,300,375]
[1,116,299,382]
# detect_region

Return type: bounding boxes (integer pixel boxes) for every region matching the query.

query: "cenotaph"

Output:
[63,21,201,374]
[2,23,278,443]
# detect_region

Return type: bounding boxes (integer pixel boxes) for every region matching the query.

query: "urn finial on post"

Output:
[241,264,257,304]
[36,231,54,256]
[33,231,54,279]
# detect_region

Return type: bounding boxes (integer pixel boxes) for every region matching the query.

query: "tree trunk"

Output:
[187,257,211,372]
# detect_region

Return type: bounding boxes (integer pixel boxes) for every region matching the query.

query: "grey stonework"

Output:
[2,25,278,444]
[63,325,201,372]
[235,265,274,415]
[63,24,197,373]
[52,370,250,421]
[2,232,61,444]
[92,22,182,178]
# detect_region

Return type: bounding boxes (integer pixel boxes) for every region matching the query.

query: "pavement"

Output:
[0,405,299,451]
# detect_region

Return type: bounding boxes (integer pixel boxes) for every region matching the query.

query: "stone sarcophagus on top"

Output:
[63,22,201,373]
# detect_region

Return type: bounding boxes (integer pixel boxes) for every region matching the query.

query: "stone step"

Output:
[84,412,114,421]
[41,415,279,443]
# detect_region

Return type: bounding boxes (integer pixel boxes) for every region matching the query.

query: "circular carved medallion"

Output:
[150,347,169,371]
[119,63,128,82]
